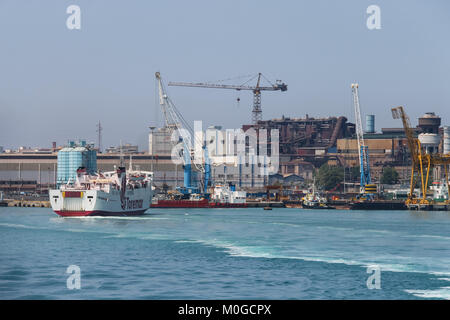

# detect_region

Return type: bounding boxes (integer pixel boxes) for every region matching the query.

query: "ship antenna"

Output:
[119,140,124,167]
[129,155,133,171]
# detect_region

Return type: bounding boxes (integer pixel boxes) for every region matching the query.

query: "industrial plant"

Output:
[1,75,449,210]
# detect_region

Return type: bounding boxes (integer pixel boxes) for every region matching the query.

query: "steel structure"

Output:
[156,72,210,194]
[391,106,450,207]
[168,73,287,124]
[351,83,375,196]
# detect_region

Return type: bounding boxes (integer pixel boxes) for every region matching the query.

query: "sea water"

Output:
[0,207,449,299]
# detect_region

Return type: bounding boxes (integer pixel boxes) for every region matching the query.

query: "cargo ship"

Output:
[49,166,153,216]
[151,184,247,208]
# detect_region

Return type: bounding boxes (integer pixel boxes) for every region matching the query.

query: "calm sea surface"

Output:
[0,207,449,299]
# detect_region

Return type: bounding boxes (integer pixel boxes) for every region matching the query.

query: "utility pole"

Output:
[96,121,103,153]
[149,126,156,173]
[343,164,346,195]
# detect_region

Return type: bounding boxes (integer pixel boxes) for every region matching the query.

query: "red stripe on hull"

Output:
[54,209,147,217]
[151,199,210,208]
[151,200,247,208]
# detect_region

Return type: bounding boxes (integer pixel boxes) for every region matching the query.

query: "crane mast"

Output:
[351,83,373,196]
[391,106,418,167]
[168,73,287,124]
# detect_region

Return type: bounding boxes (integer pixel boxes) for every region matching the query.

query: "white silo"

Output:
[444,126,450,155]
[418,133,441,154]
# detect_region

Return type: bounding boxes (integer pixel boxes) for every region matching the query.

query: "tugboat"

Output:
[49,166,154,216]
[301,179,335,209]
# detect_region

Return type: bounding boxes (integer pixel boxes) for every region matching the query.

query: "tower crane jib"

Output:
[168,73,287,125]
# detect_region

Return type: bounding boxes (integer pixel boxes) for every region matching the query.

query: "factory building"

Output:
[149,125,176,156]
[241,115,355,183]
[244,115,354,157]
[279,159,314,180]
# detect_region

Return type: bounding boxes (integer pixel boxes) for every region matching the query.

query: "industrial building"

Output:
[243,115,354,158]
[105,143,139,154]
[148,126,176,156]
[2,110,448,195]
[240,115,356,184]
[148,124,269,188]
[330,112,449,183]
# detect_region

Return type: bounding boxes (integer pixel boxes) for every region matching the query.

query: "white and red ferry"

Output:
[49,167,153,217]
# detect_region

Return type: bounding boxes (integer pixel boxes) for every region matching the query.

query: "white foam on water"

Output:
[270,222,302,228]
[188,238,450,277]
[437,278,450,282]
[403,234,450,241]
[104,232,172,241]
[65,228,115,235]
[0,222,116,237]
[405,287,450,300]
[316,226,404,236]
[7,211,450,280]
[315,226,357,232]
[362,229,394,234]
[0,223,46,230]
[430,271,450,277]
[174,240,203,243]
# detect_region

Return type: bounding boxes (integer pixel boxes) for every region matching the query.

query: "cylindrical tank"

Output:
[365,115,375,134]
[418,112,441,134]
[444,126,450,155]
[418,133,441,154]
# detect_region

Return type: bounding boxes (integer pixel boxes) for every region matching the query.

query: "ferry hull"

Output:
[50,188,152,217]
[54,209,147,217]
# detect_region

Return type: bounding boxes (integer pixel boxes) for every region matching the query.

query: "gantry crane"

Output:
[156,72,211,195]
[168,73,287,124]
[351,83,376,197]
[391,106,450,208]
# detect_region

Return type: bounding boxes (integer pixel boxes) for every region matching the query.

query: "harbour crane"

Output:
[351,83,376,197]
[155,72,211,195]
[168,73,287,124]
[391,106,450,208]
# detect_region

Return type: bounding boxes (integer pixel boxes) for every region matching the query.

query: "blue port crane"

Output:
[155,72,211,195]
[351,83,376,198]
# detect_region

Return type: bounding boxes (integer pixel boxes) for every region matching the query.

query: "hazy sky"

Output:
[0,0,449,151]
